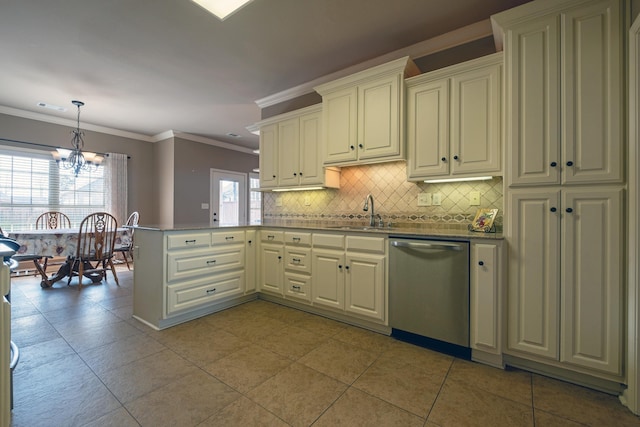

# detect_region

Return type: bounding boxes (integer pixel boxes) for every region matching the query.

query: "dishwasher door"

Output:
[389,238,470,355]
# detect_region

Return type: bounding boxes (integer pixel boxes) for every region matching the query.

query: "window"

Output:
[249,173,261,225]
[0,147,105,231]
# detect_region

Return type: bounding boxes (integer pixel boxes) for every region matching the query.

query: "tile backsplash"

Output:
[263,161,503,230]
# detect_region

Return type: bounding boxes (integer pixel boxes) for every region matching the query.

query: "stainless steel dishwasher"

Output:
[389,237,470,358]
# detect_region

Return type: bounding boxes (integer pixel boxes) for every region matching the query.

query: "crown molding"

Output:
[254,19,493,108]
[169,130,258,155]
[0,105,156,142]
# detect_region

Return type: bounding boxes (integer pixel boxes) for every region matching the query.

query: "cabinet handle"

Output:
[550,161,557,167]
[272,175,276,178]
[350,145,355,150]
[338,265,342,269]
[292,258,301,263]
[292,285,301,291]
[478,261,484,266]
[441,157,447,162]
[248,240,252,244]
[299,171,303,176]
[206,260,216,264]
[453,155,459,160]
[550,207,557,212]
[345,265,350,270]
[267,235,275,240]
[278,256,282,260]
[185,239,196,244]
[566,161,574,167]
[293,172,297,176]
[225,236,234,241]
[292,237,300,242]
[206,288,217,294]
[566,207,573,213]
[358,143,363,148]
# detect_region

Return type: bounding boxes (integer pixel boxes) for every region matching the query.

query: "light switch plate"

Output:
[275,197,283,207]
[304,196,311,206]
[201,203,209,209]
[432,193,442,206]
[417,193,432,206]
[470,191,481,206]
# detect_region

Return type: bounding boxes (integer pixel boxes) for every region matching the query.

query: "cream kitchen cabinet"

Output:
[258,105,339,190]
[258,230,284,295]
[470,240,504,366]
[283,231,312,303]
[132,228,253,330]
[493,0,623,187]
[311,233,386,323]
[507,187,624,377]
[314,56,419,166]
[406,53,502,181]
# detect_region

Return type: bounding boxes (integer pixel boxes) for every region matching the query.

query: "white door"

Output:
[210,170,247,226]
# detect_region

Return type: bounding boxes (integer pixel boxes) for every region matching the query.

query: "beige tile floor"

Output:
[8,268,640,427]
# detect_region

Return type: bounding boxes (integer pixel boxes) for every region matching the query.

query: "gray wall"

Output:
[172,137,258,226]
[0,113,157,224]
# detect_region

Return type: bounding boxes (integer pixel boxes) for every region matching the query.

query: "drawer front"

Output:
[285,247,311,273]
[167,270,245,314]
[211,230,245,245]
[312,233,345,249]
[261,230,284,244]
[284,231,311,246]
[346,235,386,254]
[284,272,311,303]
[167,246,245,281]
[167,232,211,250]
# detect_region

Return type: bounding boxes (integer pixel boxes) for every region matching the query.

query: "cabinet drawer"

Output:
[261,230,284,243]
[167,232,211,250]
[167,246,245,281]
[346,235,386,254]
[284,231,311,246]
[167,270,245,315]
[312,233,345,249]
[285,247,311,273]
[284,272,311,303]
[211,230,245,245]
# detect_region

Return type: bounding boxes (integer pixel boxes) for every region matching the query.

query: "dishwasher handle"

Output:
[391,240,464,251]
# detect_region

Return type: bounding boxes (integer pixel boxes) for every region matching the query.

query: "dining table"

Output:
[7,228,132,287]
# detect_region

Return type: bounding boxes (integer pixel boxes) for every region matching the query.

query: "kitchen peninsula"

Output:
[132,223,504,367]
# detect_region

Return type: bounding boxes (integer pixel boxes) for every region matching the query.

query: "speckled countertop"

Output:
[133,221,503,240]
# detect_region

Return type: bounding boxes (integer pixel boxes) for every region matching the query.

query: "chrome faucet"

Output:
[363,193,375,226]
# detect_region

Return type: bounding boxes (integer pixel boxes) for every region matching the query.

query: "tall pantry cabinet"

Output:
[493,0,625,380]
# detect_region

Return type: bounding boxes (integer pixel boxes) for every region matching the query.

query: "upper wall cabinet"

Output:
[492,0,623,187]
[258,105,340,190]
[405,53,503,181]
[314,57,420,167]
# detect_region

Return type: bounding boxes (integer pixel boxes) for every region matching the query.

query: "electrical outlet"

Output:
[417,193,432,206]
[469,191,481,206]
[275,197,283,207]
[304,196,311,206]
[432,193,442,206]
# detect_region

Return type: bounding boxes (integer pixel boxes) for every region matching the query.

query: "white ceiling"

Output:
[0,0,530,150]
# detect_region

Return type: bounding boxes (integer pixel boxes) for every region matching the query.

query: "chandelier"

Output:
[51,100,104,177]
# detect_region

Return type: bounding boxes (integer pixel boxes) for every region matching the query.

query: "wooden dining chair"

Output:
[113,211,139,270]
[35,211,71,230]
[67,212,119,289]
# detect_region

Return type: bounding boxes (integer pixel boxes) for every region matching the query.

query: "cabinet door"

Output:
[451,64,501,176]
[259,244,283,295]
[299,110,323,186]
[561,1,622,185]
[560,188,622,374]
[345,253,385,321]
[277,118,300,187]
[471,243,501,354]
[284,272,312,303]
[358,74,401,161]
[507,189,560,359]
[312,249,345,310]
[505,15,561,186]
[323,87,358,164]
[259,123,279,188]
[406,79,449,178]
